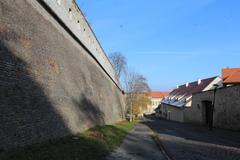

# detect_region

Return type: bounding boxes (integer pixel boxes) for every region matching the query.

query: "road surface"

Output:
[144,116,240,160]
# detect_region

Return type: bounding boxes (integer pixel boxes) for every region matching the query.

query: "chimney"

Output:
[186,82,189,87]
[198,79,201,85]
[177,85,179,89]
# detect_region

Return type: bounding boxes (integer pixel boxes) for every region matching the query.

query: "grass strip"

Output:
[1,120,137,160]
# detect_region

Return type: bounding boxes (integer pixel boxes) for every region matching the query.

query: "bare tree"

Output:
[124,70,150,93]
[124,70,151,121]
[109,52,127,79]
[109,52,150,120]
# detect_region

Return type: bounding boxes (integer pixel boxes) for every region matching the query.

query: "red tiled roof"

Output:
[169,77,217,97]
[222,68,240,84]
[148,92,169,98]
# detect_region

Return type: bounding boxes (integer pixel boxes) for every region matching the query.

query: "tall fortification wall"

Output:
[0,0,125,151]
[40,0,120,87]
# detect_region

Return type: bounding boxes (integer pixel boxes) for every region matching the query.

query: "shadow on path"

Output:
[106,123,165,160]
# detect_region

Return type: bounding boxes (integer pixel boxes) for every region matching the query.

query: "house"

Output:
[160,76,223,122]
[184,68,240,130]
[186,85,240,130]
[145,92,169,113]
[222,68,240,86]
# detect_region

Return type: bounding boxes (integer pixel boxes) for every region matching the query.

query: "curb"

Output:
[151,134,172,160]
[148,127,173,160]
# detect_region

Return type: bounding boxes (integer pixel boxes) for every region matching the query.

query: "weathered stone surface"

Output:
[0,0,125,151]
[189,86,240,130]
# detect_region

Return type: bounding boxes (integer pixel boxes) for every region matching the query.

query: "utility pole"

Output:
[210,84,219,130]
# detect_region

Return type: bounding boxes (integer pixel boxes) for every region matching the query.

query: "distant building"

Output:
[157,68,240,130]
[160,76,222,122]
[146,92,169,113]
[162,76,222,107]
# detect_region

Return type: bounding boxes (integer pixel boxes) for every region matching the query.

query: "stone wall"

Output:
[40,0,119,87]
[0,0,125,151]
[189,86,240,130]
[184,91,213,124]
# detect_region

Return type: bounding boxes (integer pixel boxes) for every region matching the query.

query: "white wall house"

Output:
[146,92,169,113]
[160,76,223,122]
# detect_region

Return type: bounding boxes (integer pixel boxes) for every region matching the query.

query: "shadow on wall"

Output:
[114,89,125,119]
[0,33,71,151]
[0,123,130,160]
[72,94,105,128]
[0,0,124,153]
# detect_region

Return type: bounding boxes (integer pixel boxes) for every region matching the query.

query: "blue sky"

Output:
[76,0,240,91]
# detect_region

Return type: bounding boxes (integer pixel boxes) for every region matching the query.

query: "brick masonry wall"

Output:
[0,0,125,151]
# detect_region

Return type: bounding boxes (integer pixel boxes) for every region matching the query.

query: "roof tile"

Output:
[148,92,169,98]
[222,68,240,84]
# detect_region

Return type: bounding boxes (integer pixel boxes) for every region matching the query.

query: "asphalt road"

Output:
[143,116,240,160]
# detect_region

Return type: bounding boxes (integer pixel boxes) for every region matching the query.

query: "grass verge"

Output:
[1,121,137,160]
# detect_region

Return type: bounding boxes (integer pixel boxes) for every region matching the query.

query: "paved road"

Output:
[143,116,240,160]
[106,122,166,160]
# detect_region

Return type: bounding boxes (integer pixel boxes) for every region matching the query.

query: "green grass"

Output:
[0,121,137,160]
